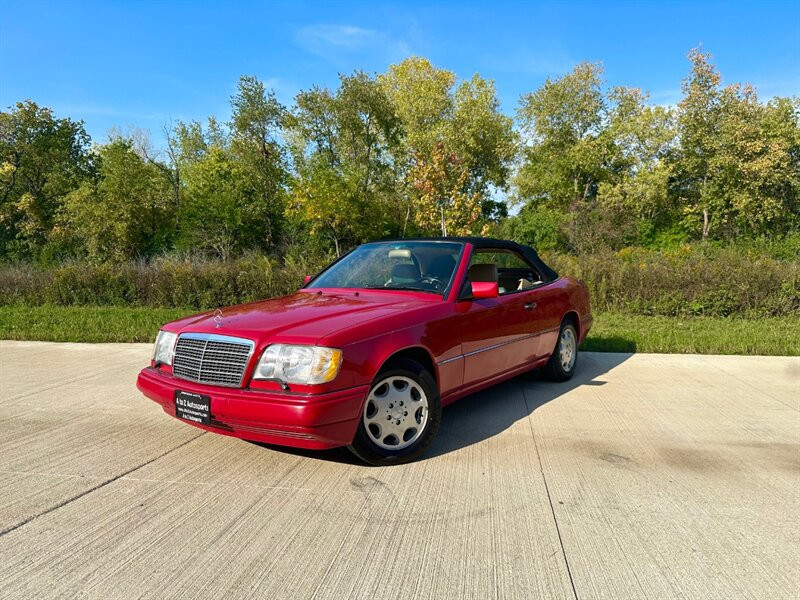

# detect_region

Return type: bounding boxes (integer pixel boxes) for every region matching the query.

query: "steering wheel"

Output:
[419,275,444,290]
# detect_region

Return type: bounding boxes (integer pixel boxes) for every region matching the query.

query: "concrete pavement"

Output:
[0,341,798,599]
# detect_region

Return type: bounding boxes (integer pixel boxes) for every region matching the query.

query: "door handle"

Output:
[524,302,537,310]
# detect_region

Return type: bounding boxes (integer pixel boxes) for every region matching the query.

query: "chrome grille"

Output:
[172,333,254,388]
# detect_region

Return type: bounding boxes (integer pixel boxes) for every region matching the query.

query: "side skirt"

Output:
[439,356,550,407]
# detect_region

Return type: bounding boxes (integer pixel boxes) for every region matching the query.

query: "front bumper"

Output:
[136,367,368,449]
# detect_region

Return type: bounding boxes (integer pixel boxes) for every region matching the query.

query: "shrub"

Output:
[501,205,568,251]
[0,251,332,310]
[0,244,797,317]
[545,245,800,317]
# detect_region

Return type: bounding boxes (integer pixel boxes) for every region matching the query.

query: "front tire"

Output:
[347,358,441,465]
[544,319,578,381]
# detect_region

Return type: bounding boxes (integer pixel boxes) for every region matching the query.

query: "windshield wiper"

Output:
[363,285,440,295]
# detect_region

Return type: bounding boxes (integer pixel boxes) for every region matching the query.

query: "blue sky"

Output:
[2,0,798,147]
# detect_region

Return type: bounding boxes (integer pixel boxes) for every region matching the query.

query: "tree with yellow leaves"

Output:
[409,142,487,236]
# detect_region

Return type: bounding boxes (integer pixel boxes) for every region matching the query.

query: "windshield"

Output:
[308,241,463,295]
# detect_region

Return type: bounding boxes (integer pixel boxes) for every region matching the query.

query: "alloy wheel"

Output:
[559,326,577,372]
[362,376,429,450]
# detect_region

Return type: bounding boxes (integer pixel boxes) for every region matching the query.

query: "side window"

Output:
[467,249,542,296]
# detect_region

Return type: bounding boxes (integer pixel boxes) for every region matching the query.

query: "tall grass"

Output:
[1,245,797,317]
[545,245,799,317]
[0,251,328,310]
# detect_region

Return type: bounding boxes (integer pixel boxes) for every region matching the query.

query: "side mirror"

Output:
[303,275,312,284]
[471,281,499,299]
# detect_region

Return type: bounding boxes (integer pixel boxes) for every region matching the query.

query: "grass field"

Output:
[0,306,191,344]
[583,312,799,355]
[1,305,798,355]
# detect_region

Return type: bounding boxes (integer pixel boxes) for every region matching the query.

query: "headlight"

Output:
[254,344,343,385]
[152,330,177,366]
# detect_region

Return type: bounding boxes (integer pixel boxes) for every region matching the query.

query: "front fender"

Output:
[339,324,463,398]
[342,325,434,386]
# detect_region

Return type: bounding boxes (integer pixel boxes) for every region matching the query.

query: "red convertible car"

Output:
[137,238,591,464]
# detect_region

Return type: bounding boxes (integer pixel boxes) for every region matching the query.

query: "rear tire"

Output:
[347,358,441,466]
[544,319,578,381]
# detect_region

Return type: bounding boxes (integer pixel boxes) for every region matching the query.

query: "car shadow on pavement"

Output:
[252,352,632,465]
[424,351,632,459]
[249,441,362,465]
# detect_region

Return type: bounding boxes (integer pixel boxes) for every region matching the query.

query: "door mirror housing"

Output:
[303,275,312,284]
[471,281,499,299]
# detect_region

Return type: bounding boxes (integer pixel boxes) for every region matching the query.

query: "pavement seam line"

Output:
[520,381,580,600]
[0,432,206,538]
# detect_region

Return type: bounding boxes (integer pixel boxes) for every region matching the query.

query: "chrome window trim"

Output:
[174,332,256,388]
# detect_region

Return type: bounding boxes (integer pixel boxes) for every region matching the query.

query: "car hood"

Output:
[165,290,436,346]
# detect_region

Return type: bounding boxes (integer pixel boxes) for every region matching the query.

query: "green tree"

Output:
[177,145,257,259]
[514,62,613,212]
[288,71,402,254]
[676,49,800,240]
[514,63,647,251]
[676,49,724,239]
[501,204,567,251]
[58,139,173,261]
[513,64,688,251]
[595,88,678,246]
[171,76,290,257]
[379,57,515,232]
[229,76,288,247]
[0,100,91,258]
[379,57,455,160]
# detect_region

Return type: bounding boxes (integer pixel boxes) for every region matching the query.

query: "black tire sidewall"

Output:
[348,358,441,465]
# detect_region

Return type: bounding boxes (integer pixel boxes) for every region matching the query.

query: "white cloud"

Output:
[295,24,410,64]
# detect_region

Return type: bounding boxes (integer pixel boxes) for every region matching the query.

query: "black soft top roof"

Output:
[371,236,559,282]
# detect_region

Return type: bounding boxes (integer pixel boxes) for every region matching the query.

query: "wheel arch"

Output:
[562,310,580,339]
[376,345,438,386]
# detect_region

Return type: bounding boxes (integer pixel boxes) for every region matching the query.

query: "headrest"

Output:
[428,255,457,278]
[391,263,421,282]
[468,263,497,283]
[388,248,412,259]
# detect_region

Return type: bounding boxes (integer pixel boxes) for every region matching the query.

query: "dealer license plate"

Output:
[174,390,211,425]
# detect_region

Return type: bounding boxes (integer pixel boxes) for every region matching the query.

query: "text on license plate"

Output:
[174,390,211,425]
